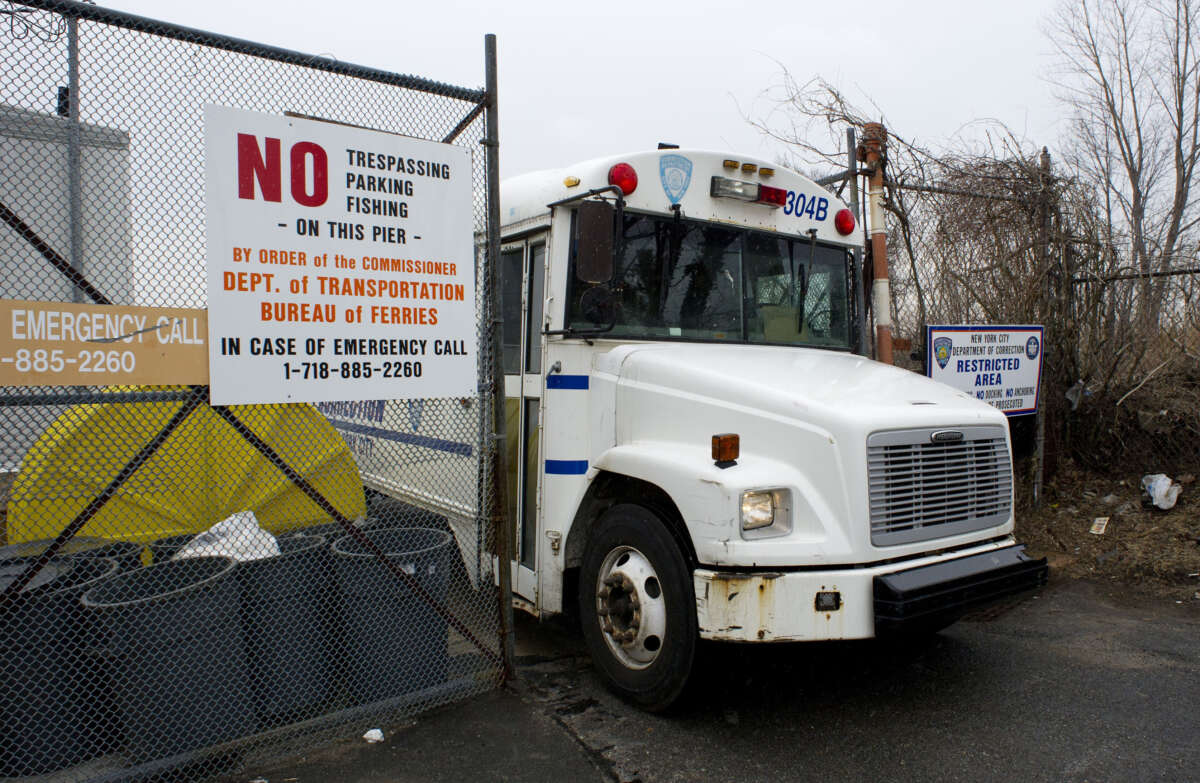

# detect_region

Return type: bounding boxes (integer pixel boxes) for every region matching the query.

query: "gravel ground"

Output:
[1018,460,1198,601]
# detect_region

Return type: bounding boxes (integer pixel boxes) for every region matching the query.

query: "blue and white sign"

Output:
[659,154,692,204]
[926,325,1044,416]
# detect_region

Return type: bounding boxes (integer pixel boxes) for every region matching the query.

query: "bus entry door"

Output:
[500,240,545,603]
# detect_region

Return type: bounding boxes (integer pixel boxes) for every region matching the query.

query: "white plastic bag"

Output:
[172,511,280,561]
[1141,474,1182,511]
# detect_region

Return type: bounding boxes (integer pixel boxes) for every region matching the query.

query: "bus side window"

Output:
[525,244,546,374]
[501,247,523,374]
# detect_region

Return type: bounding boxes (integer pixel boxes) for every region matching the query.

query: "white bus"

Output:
[333,148,1047,710]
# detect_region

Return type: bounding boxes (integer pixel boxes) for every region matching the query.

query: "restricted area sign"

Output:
[926,325,1044,416]
[204,106,475,405]
[0,299,207,386]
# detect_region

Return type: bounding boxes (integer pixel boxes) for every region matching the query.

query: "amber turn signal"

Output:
[712,433,739,466]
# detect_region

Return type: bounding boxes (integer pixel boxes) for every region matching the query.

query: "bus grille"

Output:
[867,426,1012,546]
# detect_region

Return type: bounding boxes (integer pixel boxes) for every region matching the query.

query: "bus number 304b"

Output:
[784,192,829,221]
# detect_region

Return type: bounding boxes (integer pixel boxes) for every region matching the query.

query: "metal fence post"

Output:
[1033,147,1051,509]
[847,127,868,357]
[483,32,516,683]
[66,14,83,303]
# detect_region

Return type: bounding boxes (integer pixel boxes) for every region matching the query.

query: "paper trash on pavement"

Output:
[1141,474,1183,511]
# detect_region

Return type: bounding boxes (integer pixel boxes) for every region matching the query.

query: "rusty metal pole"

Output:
[860,123,893,364]
[847,127,870,357]
[1033,147,1051,510]
[483,33,517,683]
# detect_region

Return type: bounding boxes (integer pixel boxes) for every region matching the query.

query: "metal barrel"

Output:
[236,535,331,726]
[82,556,252,763]
[0,557,119,775]
[331,528,451,704]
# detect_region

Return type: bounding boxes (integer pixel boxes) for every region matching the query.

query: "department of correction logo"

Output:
[1026,335,1041,361]
[659,154,693,205]
[933,336,953,370]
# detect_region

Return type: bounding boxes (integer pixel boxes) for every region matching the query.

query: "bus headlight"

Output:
[740,489,791,537]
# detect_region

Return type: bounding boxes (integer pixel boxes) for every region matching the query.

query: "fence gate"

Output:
[0,1,509,779]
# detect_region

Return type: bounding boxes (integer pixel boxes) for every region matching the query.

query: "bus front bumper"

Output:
[694,541,1048,642]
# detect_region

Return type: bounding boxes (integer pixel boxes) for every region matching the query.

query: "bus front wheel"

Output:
[578,503,696,711]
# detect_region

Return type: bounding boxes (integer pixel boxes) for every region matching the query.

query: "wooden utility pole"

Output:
[859,123,893,364]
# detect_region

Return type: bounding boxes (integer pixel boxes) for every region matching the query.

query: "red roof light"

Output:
[834,208,856,235]
[608,163,638,196]
[757,184,788,207]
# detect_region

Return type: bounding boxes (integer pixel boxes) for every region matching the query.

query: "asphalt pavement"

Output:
[236,577,1200,783]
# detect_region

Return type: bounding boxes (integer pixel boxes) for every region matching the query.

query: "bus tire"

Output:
[578,503,696,711]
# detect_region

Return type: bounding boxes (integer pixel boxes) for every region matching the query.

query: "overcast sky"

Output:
[101,0,1064,181]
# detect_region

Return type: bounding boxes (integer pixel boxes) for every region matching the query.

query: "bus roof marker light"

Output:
[607,163,638,196]
[741,162,758,173]
[757,184,787,208]
[834,208,856,235]
[759,167,775,177]
[723,159,739,170]
[564,176,581,187]
[710,175,757,201]
[710,176,785,209]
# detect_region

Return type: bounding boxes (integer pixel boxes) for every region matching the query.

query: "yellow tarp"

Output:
[6,391,365,544]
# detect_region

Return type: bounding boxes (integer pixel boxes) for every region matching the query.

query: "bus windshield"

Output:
[567,211,853,349]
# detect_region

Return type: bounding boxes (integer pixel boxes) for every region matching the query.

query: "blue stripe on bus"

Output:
[545,459,588,475]
[546,374,589,390]
[329,419,474,457]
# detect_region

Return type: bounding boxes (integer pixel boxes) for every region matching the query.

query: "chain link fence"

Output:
[1065,268,1200,476]
[853,138,1200,488]
[0,1,507,779]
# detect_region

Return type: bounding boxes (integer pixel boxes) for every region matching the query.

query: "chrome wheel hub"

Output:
[595,545,668,669]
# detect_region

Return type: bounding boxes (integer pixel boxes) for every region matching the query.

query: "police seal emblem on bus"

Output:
[659,154,693,205]
[933,336,953,369]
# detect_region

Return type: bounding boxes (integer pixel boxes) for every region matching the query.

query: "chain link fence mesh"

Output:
[1064,270,1200,476]
[0,1,505,779]
[859,139,1200,489]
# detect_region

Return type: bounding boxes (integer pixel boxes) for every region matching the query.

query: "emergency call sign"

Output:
[926,325,1044,416]
[0,300,207,387]
[204,106,475,405]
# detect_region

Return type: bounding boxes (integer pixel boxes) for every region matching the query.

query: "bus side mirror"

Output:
[575,200,615,284]
[579,286,615,325]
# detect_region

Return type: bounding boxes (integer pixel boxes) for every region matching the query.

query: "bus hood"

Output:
[597,342,1008,434]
